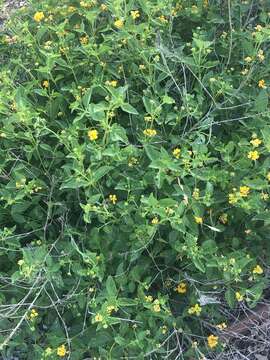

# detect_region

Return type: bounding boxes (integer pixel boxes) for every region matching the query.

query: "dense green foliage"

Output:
[0,0,270,358]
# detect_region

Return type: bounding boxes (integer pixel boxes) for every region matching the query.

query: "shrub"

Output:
[0,0,270,358]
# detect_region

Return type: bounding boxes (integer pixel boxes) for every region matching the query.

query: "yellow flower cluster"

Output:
[143,129,157,137]
[109,194,117,204]
[100,4,107,11]
[114,19,124,29]
[34,11,45,22]
[88,129,98,141]
[235,291,243,302]
[80,36,89,45]
[252,265,263,275]
[131,10,140,20]
[239,186,250,197]
[57,344,67,357]
[194,216,203,224]
[175,282,187,294]
[188,303,201,316]
[29,308,38,319]
[216,322,227,330]
[248,150,259,161]
[172,148,181,158]
[42,80,49,88]
[250,138,262,147]
[105,80,118,87]
[145,295,153,303]
[106,305,117,314]
[94,313,103,322]
[258,79,266,89]
[257,49,265,62]
[151,217,159,225]
[207,334,219,348]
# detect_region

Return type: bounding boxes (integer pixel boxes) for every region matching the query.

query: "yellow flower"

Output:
[158,15,168,23]
[172,148,181,159]
[252,265,263,275]
[151,217,159,225]
[18,259,24,266]
[239,186,250,197]
[241,68,249,75]
[235,291,243,302]
[34,11,45,22]
[258,79,266,89]
[57,344,67,357]
[109,194,117,204]
[143,128,157,137]
[88,129,98,141]
[106,305,117,314]
[255,24,263,32]
[194,216,203,224]
[188,303,201,316]
[228,193,238,204]
[176,282,187,294]
[68,6,76,13]
[248,150,259,161]
[100,4,107,11]
[216,322,227,330]
[153,304,161,312]
[30,308,38,319]
[80,36,89,45]
[244,56,252,63]
[250,138,262,147]
[114,19,124,29]
[105,80,118,87]
[261,192,269,200]
[139,64,146,70]
[267,172,270,181]
[145,295,153,303]
[95,313,103,322]
[257,50,265,62]
[42,80,49,88]
[207,334,219,349]
[130,10,140,20]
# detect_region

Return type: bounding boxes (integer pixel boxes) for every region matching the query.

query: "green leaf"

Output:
[254,90,268,112]
[225,288,236,309]
[106,276,117,297]
[121,103,138,115]
[92,166,113,183]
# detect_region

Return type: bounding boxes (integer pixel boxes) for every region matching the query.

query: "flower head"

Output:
[109,194,117,204]
[252,265,263,275]
[29,308,38,319]
[248,150,259,161]
[176,282,187,294]
[95,313,103,322]
[42,80,49,88]
[145,295,153,303]
[258,79,266,89]
[88,129,98,141]
[250,138,262,147]
[194,216,203,224]
[207,334,219,349]
[114,19,124,29]
[235,291,243,302]
[188,303,201,316]
[57,344,67,357]
[143,128,157,137]
[130,10,140,20]
[239,186,250,197]
[151,217,159,225]
[105,80,118,87]
[34,11,45,22]
[172,148,181,159]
